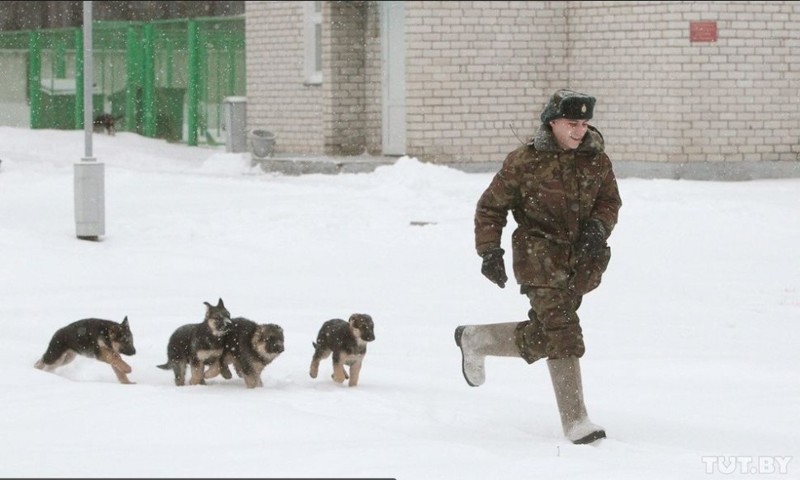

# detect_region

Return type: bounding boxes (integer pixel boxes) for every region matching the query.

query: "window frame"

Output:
[304,1,322,85]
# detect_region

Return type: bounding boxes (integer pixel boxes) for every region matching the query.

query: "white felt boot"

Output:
[454,323,519,387]
[547,356,606,444]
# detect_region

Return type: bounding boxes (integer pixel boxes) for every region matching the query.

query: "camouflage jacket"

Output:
[474,125,622,292]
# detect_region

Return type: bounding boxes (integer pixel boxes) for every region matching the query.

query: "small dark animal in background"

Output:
[309,313,375,387]
[34,317,137,384]
[205,317,285,388]
[93,113,124,135]
[157,298,232,386]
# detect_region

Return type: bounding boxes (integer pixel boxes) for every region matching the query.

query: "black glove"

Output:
[480,248,508,288]
[575,219,607,257]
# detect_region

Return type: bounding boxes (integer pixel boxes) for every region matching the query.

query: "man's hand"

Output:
[480,248,508,288]
[576,219,607,257]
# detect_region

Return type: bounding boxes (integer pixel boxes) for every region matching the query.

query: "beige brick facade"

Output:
[245,2,324,154]
[246,1,800,179]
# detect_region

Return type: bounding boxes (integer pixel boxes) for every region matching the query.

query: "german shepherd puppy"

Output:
[34,317,136,384]
[204,317,285,388]
[93,113,124,135]
[157,298,232,386]
[309,313,375,387]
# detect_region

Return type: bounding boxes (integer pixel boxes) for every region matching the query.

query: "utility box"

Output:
[74,161,105,239]
[223,96,247,153]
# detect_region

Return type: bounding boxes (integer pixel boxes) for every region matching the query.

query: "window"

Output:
[304,1,322,84]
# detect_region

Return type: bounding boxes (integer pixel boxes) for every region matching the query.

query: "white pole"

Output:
[74,0,105,240]
[83,0,93,160]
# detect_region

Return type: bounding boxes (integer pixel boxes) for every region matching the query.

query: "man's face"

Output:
[549,118,590,150]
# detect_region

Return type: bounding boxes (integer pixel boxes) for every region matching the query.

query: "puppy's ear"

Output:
[204,301,212,310]
[121,316,129,327]
[349,313,371,325]
[217,298,225,308]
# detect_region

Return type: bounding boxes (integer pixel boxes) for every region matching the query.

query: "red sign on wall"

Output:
[690,21,718,43]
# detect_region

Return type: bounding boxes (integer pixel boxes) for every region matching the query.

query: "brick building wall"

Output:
[569,1,800,178]
[246,1,800,179]
[245,1,324,154]
[363,5,383,156]
[404,1,565,165]
[323,1,367,155]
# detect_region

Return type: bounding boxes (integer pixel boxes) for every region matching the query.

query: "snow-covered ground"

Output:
[0,126,797,479]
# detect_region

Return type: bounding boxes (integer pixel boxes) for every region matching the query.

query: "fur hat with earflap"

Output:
[540,89,596,125]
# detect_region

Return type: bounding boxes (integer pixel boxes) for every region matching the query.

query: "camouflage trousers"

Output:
[514,286,585,363]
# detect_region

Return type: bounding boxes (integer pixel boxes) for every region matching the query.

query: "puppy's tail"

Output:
[156,362,171,370]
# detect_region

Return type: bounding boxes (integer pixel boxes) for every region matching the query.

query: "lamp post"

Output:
[74,0,105,240]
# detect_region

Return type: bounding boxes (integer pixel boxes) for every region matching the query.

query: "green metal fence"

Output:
[0,16,244,146]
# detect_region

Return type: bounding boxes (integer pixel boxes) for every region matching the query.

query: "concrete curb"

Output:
[253,154,397,175]
[251,154,800,180]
